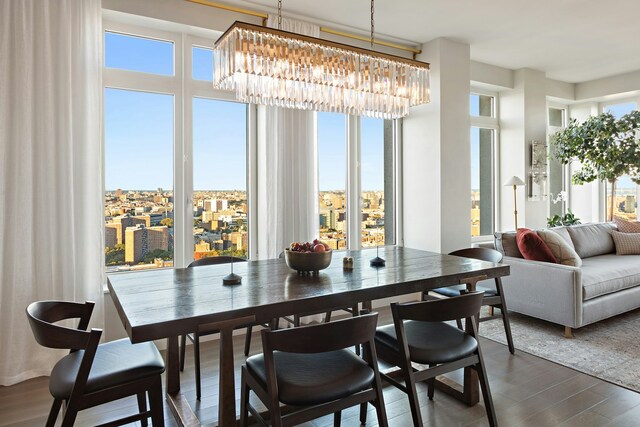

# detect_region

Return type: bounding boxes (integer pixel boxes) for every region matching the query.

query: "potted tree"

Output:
[550,110,640,221]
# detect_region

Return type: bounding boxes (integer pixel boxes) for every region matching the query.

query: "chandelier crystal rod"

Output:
[212,1,430,118]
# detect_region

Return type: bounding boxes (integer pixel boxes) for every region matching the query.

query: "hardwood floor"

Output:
[2,308,639,426]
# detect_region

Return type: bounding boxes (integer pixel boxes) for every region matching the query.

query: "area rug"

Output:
[478,307,640,393]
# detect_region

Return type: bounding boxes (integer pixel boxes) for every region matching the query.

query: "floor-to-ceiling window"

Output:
[317,115,397,250]
[602,100,639,221]
[470,92,498,238]
[548,105,568,218]
[104,30,177,272]
[103,21,400,272]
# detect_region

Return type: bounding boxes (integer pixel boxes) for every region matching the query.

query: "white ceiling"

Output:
[227,0,640,84]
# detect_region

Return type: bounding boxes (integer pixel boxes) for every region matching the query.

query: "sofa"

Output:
[493,222,640,337]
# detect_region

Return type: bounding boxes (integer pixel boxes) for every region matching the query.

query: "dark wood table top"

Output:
[108,246,509,343]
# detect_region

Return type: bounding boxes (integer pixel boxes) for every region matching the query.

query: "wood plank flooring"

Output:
[1,307,639,426]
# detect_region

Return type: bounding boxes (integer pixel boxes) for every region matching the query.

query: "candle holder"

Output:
[222,258,242,285]
[370,242,386,267]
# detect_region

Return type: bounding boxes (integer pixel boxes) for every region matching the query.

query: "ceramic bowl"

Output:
[284,249,332,274]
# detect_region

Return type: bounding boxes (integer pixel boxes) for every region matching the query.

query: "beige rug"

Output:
[478,307,640,393]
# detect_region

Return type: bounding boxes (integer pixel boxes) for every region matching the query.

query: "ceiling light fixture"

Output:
[212,0,430,119]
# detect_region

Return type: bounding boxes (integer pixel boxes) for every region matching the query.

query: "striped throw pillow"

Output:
[611,230,640,255]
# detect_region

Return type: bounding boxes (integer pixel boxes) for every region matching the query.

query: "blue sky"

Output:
[605,102,638,189]
[105,32,385,191]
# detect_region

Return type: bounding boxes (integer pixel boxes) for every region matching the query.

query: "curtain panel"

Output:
[256,16,321,260]
[0,0,103,385]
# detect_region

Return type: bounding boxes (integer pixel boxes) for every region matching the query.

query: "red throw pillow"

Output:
[516,228,558,263]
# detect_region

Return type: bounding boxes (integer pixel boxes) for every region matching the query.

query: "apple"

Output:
[313,244,326,252]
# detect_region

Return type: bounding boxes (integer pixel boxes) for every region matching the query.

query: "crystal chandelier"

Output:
[212,0,430,119]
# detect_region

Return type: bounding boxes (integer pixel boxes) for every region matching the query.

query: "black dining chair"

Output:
[240,313,388,427]
[26,300,165,427]
[277,250,363,352]
[423,247,515,354]
[181,255,269,401]
[375,292,497,427]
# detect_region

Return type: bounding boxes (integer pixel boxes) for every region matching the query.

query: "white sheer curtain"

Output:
[256,16,320,260]
[0,0,103,386]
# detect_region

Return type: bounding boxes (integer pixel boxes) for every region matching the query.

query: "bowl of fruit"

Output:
[285,239,332,274]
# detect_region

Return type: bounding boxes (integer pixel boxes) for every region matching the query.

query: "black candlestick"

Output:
[370,242,385,267]
[222,258,242,285]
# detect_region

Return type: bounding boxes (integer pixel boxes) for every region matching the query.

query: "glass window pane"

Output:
[105,32,174,76]
[193,98,248,260]
[361,118,392,247]
[604,102,638,220]
[471,127,494,237]
[470,94,494,117]
[104,89,174,271]
[318,113,347,250]
[192,46,213,81]
[549,108,564,127]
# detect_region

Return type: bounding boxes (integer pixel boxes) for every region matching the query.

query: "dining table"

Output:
[107,246,510,427]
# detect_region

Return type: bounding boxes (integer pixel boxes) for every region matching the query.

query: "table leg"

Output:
[434,275,486,406]
[167,336,180,394]
[206,315,255,426]
[166,336,200,426]
[218,325,236,427]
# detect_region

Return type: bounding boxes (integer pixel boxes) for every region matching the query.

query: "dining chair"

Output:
[180,255,265,401]
[240,313,388,427]
[277,250,364,354]
[26,300,165,427]
[375,292,497,427]
[423,247,515,354]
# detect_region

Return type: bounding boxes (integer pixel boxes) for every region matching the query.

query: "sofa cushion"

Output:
[614,217,640,233]
[566,223,616,258]
[538,229,582,267]
[611,230,640,255]
[494,231,522,258]
[549,226,575,249]
[516,228,557,263]
[581,254,640,300]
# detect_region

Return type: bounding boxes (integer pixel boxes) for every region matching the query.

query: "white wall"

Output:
[403,38,470,254]
[498,69,549,230]
[576,70,640,101]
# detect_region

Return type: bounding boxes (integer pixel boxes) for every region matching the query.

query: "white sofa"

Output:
[493,222,640,337]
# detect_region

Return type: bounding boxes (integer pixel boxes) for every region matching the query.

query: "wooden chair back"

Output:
[449,247,503,263]
[26,301,99,351]
[392,291,484,324]
[261,312,379,354]
[187,255,246,268]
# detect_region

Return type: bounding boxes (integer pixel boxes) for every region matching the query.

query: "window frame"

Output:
[322,114,400,251]
[470,89,499,242]
[547,102,569,218]
[598,98,640,222]
[103,21,184,269]
[102,20,401,272]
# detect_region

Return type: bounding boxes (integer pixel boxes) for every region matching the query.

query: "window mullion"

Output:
[346,115,361,250]
[177,33,191,268]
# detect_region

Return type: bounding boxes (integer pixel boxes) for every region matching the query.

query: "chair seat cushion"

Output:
[430,285,497,298]
[246,349,374,406]
[49,339,165,399]
[375,321,478,365]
